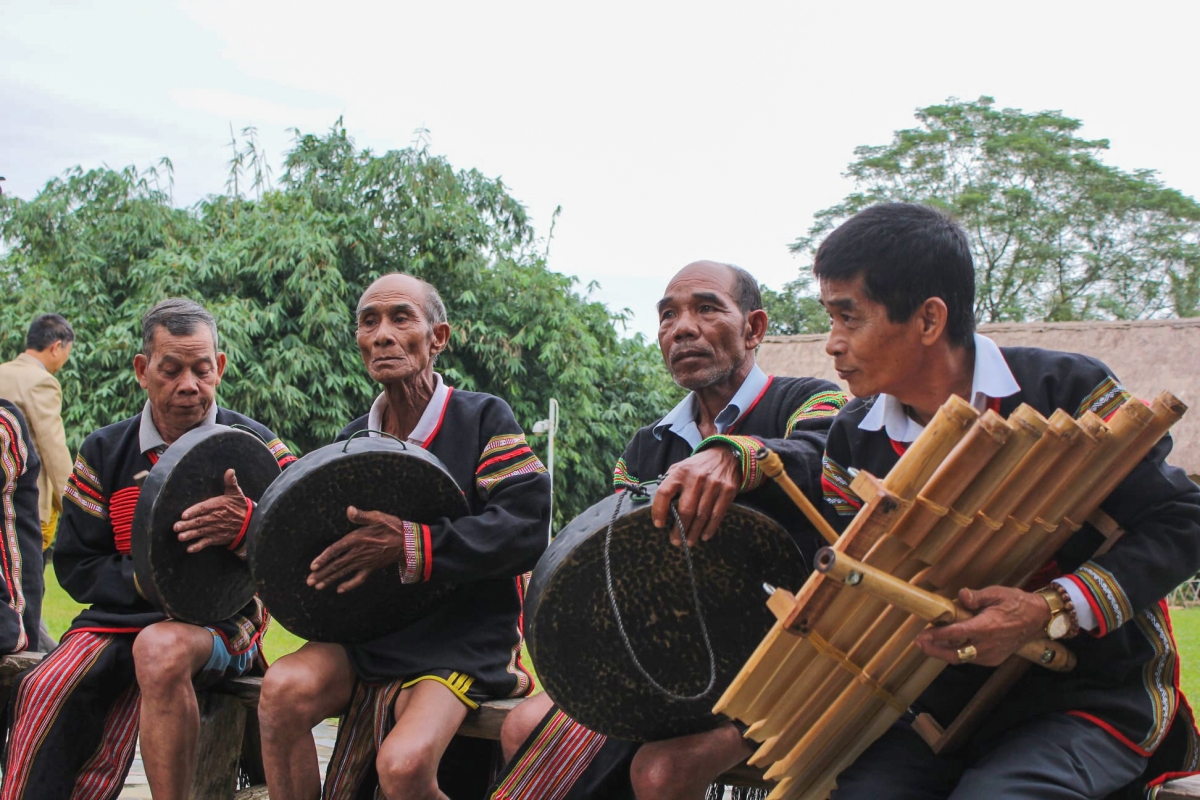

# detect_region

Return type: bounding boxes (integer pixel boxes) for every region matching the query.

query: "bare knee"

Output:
[631,746,692,800]
[501,694,554,762]
[133,624,203,694]
[375,742,440,800]
[258,656,337,733]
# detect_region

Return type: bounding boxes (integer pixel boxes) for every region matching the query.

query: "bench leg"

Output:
[191,691,247,800]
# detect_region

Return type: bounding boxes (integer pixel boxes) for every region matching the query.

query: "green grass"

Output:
[1173,607,1200,702]
[42,563,306,663]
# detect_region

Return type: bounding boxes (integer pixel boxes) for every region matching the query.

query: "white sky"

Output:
[5,0,1200,338]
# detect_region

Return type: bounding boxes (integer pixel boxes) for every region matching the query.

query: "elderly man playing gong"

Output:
[257,273,551,800]
[1,298,296,800]
[492,261,848,800]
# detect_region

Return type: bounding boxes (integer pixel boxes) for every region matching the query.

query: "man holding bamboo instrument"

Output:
[492,261,847,799]
[814,203,1200,799]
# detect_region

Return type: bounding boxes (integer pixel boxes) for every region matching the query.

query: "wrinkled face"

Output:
[656,263,754,391]
[134,329,225,436]
[356,275,449,385]
[820,275,924,399]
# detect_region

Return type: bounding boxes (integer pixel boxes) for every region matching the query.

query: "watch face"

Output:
[1047,614,1071,640]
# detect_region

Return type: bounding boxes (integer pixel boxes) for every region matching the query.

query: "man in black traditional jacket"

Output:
[491,261,848,800]
[1,298,297,800]
[813,203,1200,799]
[257,273,552,800]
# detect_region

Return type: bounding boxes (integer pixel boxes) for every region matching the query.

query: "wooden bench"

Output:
[3,653,1198,799]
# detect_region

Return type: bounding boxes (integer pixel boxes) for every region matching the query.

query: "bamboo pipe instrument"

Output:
[758,448,840,546]
[813,548,1076,671]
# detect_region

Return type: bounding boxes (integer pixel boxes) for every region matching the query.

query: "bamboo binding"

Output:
[713,391,1187,800]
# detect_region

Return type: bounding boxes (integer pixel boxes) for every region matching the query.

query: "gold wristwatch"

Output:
[1036,584,1078,640]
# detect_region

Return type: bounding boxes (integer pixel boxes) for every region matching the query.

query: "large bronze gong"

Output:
[526,485,809,741]
[247,435,469,643]
[132,425,282,624]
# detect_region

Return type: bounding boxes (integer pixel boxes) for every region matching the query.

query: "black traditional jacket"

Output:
[821,346,1200,774]
[54,409,295,654]
[338,386,551,698]
[0,400,41,653]
[614,375,847,569]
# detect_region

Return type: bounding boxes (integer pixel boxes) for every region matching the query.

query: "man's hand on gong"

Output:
[307,506,407,593]
[175,468,248,553]
[651,446,741,546]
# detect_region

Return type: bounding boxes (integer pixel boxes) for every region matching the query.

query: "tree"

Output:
[0,123,680,528]
[791,97,1200,322]
[761,278,829,336]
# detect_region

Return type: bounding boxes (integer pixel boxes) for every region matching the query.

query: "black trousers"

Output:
[831,713,1148,800]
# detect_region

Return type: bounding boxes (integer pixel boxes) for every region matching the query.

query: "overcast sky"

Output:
[5,0,1200,338]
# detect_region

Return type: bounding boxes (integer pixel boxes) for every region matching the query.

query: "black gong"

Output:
[526,485,809,742]
[132,425,282,624]
[247,435,469,643]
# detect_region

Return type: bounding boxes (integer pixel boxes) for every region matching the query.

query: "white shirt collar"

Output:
[858,333,1020,443]
[366,372,451,447]
[138,400,220,454]
[653,364,770,449]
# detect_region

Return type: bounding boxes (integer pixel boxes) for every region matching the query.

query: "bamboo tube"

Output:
[814,549,1075,671]
[785,477,907,636]
[921,409,1078,587]
[746,535,920,733]
[878,394,979,502]
[749,613,928,766]
[1009,393,1182,586]
[891,409,1012,550]
[759,448,841,546]
[768,654,946,785]
[912,405,1047,564]
[960,413,1106,590]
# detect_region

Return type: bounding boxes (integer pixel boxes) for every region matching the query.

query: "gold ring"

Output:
[956,645,978,664]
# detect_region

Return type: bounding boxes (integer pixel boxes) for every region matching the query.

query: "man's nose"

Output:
[374,321,398,345]
[672,310,700,339]
[825,327,845,357]
[176,373,200,393]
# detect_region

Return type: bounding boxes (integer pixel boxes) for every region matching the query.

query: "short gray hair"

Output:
[421,281,447,327]
[141,298,219,355]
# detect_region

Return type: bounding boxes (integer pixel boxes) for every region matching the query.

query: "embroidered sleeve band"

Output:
[786,390,849,436]
[1063,561,1133,637]
[694,434,765,492]
[475,433,547,500]
[613,457,639,492]
[822,455,862,517]
[398,520,432,584]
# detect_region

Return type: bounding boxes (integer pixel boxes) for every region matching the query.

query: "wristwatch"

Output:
[1036,584,1080,640]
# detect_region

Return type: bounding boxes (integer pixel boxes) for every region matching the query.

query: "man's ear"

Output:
[745,308,769,350]
[133,353,149,389]
[430,322,452,356]
[916,298,949,345]
[215,352,227,383]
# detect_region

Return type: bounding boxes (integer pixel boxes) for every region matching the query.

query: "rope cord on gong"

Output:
[603,488,718,701]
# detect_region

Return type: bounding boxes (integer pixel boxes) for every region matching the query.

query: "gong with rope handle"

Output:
[132,425,282,624]
[247,433,470,643]
[526,484,809,741]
